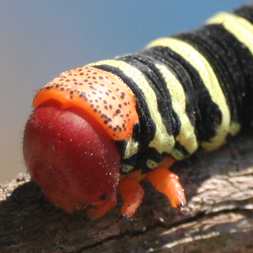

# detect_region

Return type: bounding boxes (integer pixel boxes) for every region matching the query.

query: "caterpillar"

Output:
[23,5,253,219]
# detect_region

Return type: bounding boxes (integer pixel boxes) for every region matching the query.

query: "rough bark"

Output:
[0,133,253,253]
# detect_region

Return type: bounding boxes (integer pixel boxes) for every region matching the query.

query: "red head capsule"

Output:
[23,66,139,217]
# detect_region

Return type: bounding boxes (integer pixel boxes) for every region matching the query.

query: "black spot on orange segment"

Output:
[120,92,125,99]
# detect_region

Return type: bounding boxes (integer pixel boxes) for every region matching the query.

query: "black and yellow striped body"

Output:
[89,6,253,173]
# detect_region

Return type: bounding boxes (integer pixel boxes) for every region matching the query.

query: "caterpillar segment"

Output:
[23,5,253,218]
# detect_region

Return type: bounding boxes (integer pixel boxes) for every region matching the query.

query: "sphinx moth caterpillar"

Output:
[23,5,253,218]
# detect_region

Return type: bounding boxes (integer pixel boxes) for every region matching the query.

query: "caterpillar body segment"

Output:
[33,66,139,141]
[23,5,253,218]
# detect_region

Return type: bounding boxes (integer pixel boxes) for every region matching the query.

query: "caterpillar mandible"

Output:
[23,5,253,219]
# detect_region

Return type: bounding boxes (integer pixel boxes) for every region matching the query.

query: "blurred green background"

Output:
[0,0,247,182]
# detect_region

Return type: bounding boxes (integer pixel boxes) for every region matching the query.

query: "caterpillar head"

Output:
[23,66,138,215]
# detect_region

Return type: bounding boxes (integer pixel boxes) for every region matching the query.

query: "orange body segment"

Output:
[33,66,139,140]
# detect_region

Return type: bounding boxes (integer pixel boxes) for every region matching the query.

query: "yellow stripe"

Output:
[147,37,231,150]
[89,59,176,155]
[208,12,253,137]
[155,63,198,154]
[123,137,139,159]
[146,159,159,169]
[208,12,253,56]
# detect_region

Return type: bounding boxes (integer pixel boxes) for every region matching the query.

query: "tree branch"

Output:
[1,134,253,253]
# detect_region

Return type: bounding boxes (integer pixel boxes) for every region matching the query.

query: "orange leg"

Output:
[119,171,144,218]
[146,157,186,208]
[103,157,185,218]
[86,197,117,220]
